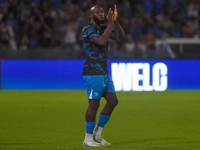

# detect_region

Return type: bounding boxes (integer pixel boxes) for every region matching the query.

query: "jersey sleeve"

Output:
[101,25,117,38]
[110,30,117,38]
[82,25,99,41]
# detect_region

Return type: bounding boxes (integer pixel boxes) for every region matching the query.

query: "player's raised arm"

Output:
[91,7,115,46]
[112,5,125,41]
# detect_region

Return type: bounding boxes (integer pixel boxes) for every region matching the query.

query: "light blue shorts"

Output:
[83,74,116,99]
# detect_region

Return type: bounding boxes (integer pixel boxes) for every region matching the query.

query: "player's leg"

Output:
[93,75,118,146]
[84,99,103,146]
[83,75,105,147]
[100,92,118,116]
[93,92,118,146]
[100,74,118,116]
[85,99,100,122]
[95,92,118,132]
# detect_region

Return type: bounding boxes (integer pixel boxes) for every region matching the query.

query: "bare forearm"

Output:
[92,22,114,46]
[115,21,125,41]
[100,23,113,45]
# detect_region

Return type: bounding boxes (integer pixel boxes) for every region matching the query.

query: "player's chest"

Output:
[96,28,105,35]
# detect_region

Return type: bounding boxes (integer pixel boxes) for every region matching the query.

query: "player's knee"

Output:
[110,98,118,107]
[114,98,118,107]
[86,105,99,117]
[88,103,100,111]
[94,103,100,111]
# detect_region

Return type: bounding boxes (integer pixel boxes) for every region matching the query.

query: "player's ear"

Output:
[90,13,93,19]
[90,8,94,19]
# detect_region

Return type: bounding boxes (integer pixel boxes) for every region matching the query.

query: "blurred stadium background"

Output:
[1,0,200,149]
[0,0,200,59]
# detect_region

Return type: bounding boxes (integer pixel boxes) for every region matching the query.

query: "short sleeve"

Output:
[82,25,99,41]
[101,25,117,38]
[110,30,117,38]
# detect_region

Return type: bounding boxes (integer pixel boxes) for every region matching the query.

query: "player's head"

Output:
[90,5,105,25]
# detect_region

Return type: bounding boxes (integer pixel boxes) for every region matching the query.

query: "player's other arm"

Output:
[92,8,115,46]
[111,5,125,42]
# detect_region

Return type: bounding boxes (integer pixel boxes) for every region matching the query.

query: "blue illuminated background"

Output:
[1,60,85,90]
[1,59,200,90]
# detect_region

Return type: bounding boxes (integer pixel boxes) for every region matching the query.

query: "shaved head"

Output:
[90,5,103,15]
[90,5,105,25]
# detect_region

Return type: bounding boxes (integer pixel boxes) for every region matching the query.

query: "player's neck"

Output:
[91,20,101,30]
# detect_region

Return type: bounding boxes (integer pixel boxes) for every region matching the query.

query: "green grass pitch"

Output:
[0,90,200,150]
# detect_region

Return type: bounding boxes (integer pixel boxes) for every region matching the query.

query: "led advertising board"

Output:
[1,59,200,90]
